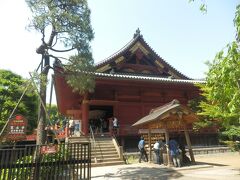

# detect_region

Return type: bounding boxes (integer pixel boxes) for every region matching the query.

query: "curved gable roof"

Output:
[95,30,190,80]
[132,99,198,127]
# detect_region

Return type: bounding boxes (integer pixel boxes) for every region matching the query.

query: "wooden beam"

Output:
[148,128,151,163]
[183,121,195,164]
[89,99,118,105]
[165,129,171,167]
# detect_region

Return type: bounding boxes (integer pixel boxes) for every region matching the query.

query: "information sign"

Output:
[6,115,27,141]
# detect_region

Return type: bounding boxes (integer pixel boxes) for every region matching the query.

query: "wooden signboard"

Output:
[40,145,58,154]
[6,115,27,141]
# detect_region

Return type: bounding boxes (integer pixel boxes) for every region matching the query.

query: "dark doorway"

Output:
[89,105,113,133]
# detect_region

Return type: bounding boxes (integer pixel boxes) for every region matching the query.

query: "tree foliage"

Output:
[26,0,95,94]
[0,69,38,133]
[47,104,65,125]
[65,54,95,94]
[188,97,215,130]
[26,0,95,144]
[197,4,240,138]
[26,0,94,53]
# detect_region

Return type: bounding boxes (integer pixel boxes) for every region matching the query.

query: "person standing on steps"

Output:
[138,136,148,163]
[112,116,119,135]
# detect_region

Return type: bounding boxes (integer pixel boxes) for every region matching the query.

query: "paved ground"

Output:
[91,152,240,180]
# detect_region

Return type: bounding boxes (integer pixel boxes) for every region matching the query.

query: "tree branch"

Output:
[47,26,57,47]
[49,47,75,52]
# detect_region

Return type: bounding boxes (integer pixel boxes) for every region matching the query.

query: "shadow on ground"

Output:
[195,161,227,167]
[92,166,183,180]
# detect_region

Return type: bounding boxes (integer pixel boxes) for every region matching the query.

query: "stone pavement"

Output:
[91,152,240,180]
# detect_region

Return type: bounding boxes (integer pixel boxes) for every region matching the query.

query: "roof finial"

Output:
[134,28,141,38]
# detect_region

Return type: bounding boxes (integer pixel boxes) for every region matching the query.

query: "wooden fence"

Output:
[0,142,91,180]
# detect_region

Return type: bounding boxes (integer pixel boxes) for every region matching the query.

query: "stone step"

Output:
[95,141,113,144]
[91,157,123,163]
[93,146,116,150]
[94,145,114,148]
[91,153,119,159]
[68,135,125,167]
[92,150,118,155]
[95,138,112,142]
[70,150,117,157]
[91,160,125,167]
[95,143,115,146]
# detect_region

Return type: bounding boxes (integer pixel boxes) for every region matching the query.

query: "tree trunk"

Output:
[82,93,89,135]
[36,55,49,145]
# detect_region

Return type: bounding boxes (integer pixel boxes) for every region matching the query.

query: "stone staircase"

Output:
[68,134,125,167]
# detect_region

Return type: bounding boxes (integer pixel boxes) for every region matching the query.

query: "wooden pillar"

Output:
[165,129,171,166]
[148,128,151,163]
[82,94,89,135]
[121,137,125,148]
[109,118,113,135]
[183,122,195,163]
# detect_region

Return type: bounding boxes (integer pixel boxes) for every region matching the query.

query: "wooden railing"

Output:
[89,125,98,163]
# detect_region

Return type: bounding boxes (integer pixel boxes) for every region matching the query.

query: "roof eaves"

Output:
[94,72,205,84]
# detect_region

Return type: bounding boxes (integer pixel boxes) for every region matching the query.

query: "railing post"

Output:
[119,146,123,160]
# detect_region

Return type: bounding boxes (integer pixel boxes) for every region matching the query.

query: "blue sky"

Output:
[0,0,238,81]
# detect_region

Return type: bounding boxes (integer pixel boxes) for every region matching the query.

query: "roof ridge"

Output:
[94,30,191,79]
[150,99,180,114]
[95,34,141,67]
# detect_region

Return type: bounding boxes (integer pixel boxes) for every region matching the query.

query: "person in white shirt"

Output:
[69,119,75,136]
[112,117,119,135]
[153,140,161,164]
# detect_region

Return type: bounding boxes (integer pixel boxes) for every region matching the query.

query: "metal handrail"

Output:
[89,125,97,163]
[112,133,125,162]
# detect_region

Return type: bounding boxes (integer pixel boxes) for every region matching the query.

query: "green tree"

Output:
[197,4,240,139]
[47,104,65,125]
[0,69,38,134]
[26,0,94,144]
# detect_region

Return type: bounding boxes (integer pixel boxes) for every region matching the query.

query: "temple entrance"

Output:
[89,105,113,134]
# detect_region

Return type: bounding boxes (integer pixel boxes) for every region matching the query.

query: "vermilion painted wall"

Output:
[54,73,200,137]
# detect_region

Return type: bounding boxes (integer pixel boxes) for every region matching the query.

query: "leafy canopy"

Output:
[26,0,94,53]
[26,0,95,94]
[197,4,240,138]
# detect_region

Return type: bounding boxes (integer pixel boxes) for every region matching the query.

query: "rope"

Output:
[0,60,43,140]
[29,73,60,144]
[0,81,31,138]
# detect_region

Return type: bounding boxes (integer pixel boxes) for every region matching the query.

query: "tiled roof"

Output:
[94,72,205,84]
[95,34,138,67]
[132,99,198,127]
[95,30,190,79]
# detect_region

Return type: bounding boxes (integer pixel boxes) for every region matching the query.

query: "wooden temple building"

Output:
[53,30,218,150]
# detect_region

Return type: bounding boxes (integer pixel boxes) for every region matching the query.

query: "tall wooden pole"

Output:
[183,122,195,163]
[148,128,151,162]
[37,55,49,145]
[36,30,56,145]
[165,130,171,166]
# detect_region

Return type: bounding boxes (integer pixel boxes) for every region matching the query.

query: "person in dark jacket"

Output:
[138,136,148,163]
[168,139,181,167]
